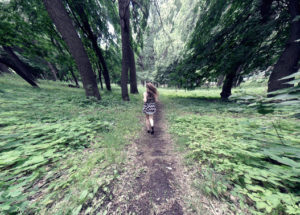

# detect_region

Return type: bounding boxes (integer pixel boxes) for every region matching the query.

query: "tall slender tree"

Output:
[267,0,300,93]
[118,0,131,100]
[118,0,139,101]
[69,1,112,91]
[43,0,100,100]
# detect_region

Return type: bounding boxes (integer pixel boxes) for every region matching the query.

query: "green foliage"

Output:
[149,0,290,88]
[137,0,201,84]
[233,71,300,118]
[161,86,300,214]
[0,74,142,214]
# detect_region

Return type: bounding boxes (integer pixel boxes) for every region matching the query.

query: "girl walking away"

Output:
[143,83,158,135]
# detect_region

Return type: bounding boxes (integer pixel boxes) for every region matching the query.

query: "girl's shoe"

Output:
[147,130,150,133]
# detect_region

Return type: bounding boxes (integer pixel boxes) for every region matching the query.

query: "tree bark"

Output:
[2,46,36,81]
[71,2,111,91]
[0,63,10,74]
[0,56,38,87]
[267,0,300,93]
[43,0,100,99]
[119,0,131,101]
[220,65,241,100]
[129,44,139,94]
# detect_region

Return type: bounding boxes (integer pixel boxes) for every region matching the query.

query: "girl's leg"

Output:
[149,115,154,127]
[149,114,154,134]
[145,114,150,131]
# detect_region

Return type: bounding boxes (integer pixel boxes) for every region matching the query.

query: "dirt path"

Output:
[106,102,188,214]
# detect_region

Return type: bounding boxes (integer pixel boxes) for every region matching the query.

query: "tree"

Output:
[118,0,131,100]
[47,62,58,81]
[0,55,38,87]
[43,0,100,100]
[0,63,10,74]
[267,0,300,93]
[68,1,112,91]
[118,0,139,101]
[1,46,39,87]
[220,65,242,100]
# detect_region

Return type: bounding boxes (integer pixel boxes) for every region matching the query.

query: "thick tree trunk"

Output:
[2,46,36,81]
[43,0,100,99]
[129,45,139,94]
[72,3,111,91]
[0,63,10,74]
[47,62,58,81]
[220,65,241,100]
[118,0,131,101]
[0,56,38,87]
[267,0,300,93]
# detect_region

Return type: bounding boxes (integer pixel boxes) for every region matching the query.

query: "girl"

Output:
[143,83,158,134]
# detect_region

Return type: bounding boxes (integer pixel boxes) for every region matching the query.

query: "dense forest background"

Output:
[1,0,299,99]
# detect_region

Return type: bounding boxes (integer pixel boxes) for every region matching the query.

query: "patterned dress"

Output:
[143,93,156,115]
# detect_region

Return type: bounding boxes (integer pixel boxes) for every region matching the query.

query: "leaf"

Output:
[256,201,268,209]
[79,190,88,202]
[72,205,82,215]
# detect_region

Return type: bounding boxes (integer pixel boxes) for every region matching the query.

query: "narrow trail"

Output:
[106,102,188,214]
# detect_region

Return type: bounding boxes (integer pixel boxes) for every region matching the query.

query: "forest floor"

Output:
[1,75,299,214]
[105,102,231,215]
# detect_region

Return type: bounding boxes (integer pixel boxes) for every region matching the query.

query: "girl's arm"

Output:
[143,92,147,102]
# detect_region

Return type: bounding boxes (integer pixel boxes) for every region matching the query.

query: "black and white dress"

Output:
[143,93,156,115]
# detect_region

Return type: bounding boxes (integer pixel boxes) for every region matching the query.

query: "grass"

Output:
[160,85,300,214]
[0,74,143,214]
[1,74,299,214]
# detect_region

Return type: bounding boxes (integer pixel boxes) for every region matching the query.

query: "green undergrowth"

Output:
[161,87,300,214]
[0,75,142,214]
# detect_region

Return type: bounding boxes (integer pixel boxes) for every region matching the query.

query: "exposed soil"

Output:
[104,102,232,215]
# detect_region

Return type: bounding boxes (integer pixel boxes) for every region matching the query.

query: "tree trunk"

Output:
[72,3,111,91]
[2,46,36,81]
[47,62,58,81]
[97,63,104,90]
[0,63,10,74]
[70,68,79,87]
[118,0,130,101]
[0,56,38,87]
[220,65,241,100]
[267,0,300,93]
[43,0,100,99]
[129,44,139,94]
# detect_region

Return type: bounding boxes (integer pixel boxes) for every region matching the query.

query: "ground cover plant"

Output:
[0,74,142,214]
[161,83,300,214]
